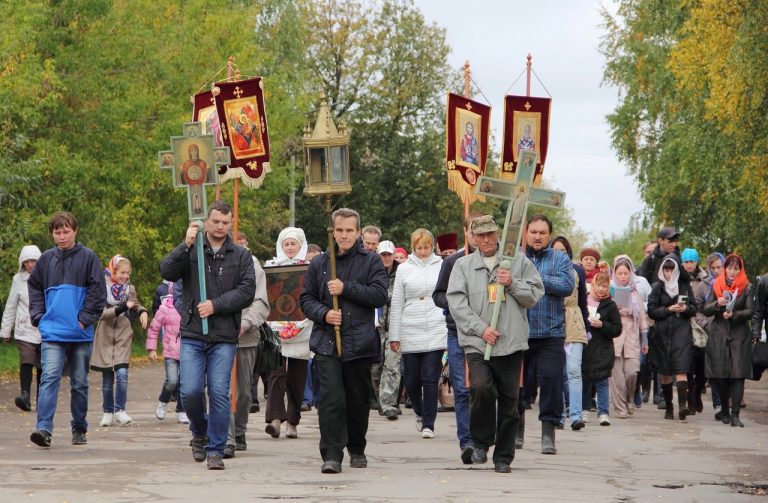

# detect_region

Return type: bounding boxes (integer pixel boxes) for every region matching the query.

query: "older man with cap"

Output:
[374,239,402,418]
[447,214,544,473]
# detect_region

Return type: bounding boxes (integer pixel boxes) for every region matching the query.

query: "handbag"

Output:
[690,318,708,348]
[253,322,281,374]
[437,363,455,410]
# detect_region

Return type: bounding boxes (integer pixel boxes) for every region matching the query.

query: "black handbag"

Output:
[253,323,281,374]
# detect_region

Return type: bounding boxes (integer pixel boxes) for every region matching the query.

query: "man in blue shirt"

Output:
[523,215,575,455]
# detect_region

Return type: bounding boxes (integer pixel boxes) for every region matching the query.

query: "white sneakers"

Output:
[100,413,114,427]
[421,428,434,439]
[156,402,167,420]
[598,414,611,426]
[115,410,132,425]
[177,412,189,424]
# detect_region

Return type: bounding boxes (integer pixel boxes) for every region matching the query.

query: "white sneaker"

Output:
[115,410,132,425]
[415,416,423,432]
[177,412,189,424]
[156,402,167,420]
[599,414,611,426]
[583,411,590,423]
[421,428,434,439]
[100,412,114,427]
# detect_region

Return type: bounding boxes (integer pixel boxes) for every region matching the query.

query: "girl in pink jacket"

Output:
[146,286,187,423]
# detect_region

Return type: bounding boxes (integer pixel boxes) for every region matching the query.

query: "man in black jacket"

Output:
[159,201,256,470]
[300,208,388,474]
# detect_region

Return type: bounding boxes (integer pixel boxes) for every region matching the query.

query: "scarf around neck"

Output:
[105,254,129,306]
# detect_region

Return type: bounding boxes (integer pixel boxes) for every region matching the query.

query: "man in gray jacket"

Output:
[447,215,544,473]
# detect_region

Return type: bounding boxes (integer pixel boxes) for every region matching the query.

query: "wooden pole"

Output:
[225,56,239,413]
[520,53,533,386]
[463,60,471,255]
[326,196,342,356]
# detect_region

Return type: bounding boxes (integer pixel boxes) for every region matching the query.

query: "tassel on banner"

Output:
[448,170,485,205]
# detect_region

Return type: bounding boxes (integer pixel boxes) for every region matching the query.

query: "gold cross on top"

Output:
[233,86,244,98]
[524,101,531,111]
[465,102,473,111]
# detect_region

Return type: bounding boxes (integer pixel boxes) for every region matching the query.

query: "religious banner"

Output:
[500,95,551,185]
[445,93,491,204]
[211,77,271,188]
[265,264,308,322]
[193,90,225,155]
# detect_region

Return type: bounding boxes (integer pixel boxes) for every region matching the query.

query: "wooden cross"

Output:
[158,121,230,220]
[476,150,565,259]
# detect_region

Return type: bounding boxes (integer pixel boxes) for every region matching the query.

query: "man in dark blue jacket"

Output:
[160,201,256,470]
[28,211,106,448]
[300,208,388,474]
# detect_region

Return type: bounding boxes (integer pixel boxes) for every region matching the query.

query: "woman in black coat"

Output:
[647,255,696,421]
[701,254,753,427]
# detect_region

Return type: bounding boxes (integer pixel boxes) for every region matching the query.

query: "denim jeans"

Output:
[36,341,92,434]
[303,358,314,406]
[402,350,443,431]
[159,358,183,413]
[180,338,236,457]
[583,376,610,416]
[564,342,585,422]
[102,367,129,412]
[446,335,471,448]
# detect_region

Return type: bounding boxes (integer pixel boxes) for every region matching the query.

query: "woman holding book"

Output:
[701,254,753,427]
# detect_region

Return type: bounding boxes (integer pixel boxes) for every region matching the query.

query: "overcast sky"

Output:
[416,0,645,243]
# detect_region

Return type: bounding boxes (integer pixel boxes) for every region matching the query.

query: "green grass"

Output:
[0,334,152,383]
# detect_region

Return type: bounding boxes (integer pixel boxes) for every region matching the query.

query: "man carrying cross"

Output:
[447,215,543,473]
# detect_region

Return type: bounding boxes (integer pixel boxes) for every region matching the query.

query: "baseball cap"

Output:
[658,226,680,240]
[471,215,498,234]
[377,240,395,255]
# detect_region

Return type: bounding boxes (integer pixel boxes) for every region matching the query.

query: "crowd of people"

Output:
[2,206,767,474]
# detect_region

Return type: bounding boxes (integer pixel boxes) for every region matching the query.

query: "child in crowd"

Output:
[146,283,188,424]
[91,255,148,427]
[582,271,622,426]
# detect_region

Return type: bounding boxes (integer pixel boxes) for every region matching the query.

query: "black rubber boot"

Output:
[541,421,556,455]
[730,379,744,427]
[676,381,689,421]
[662,383,674,420]
[516,395,525,449]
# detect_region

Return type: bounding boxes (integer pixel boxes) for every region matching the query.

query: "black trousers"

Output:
[265,357,308,425]
[526,337,565,423]
[315,354,372,462]
[467,351,523,465]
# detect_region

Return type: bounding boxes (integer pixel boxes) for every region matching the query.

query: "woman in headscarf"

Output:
[264,227,312,439]
[609,255,649,418]
[701,254,753,427]
[647,255,696,421]
[680,248,709,414]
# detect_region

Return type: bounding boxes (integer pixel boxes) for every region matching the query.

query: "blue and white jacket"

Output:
[28,243,106,342]
[526,244,575,339]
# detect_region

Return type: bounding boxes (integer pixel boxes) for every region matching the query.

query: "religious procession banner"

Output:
[500,95,551,185]
[445,93,491,204]
[205,77,271,188]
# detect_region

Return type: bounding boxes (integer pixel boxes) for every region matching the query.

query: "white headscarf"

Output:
[269,227,308,266]
[658,256,680,298]
[612,255,642,323]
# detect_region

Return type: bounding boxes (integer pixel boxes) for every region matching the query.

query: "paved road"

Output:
[0,362,767,502]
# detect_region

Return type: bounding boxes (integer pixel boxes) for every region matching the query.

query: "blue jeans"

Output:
[402,350,443,430]
[180,338,236,456]
[303,358,314,406]
[583,376,610,416]
[447,335,472,449]
[36,341,92,434]
[564,342,584,422]
[159,358,184,413]
[102,367,128,412]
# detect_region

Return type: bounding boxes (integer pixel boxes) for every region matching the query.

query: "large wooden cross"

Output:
[475,150,566,359]
[159,122,231,334]
[476,150,565,259]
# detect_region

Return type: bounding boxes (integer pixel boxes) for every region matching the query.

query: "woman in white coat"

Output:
[389,229,446,439]
[1,245,42,411]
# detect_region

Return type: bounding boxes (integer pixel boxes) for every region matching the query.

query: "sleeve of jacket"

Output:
[173,277,184,316]
[27,256,46,327]
[447,261,487,339]
[0,278,21,339]
[508,256,545,308]
[240,259,270,332]
[701,289,720,318]
[597,302,623,338]
[647,283,669,321]
[732,284,753,324]
[680,283,697,318]
[211,249,257,315]
[159,242,193,282]
[576,265,590,327]
[638,254,654,286]
[387,267,406,343]
[146,311,162,351]
[79,251,107,328]
[752,276,768,339]
[432,256,454,310]
[541,251,576,297]
[340,255,388,308]
[300,258,331,325]
[694,281,711,330]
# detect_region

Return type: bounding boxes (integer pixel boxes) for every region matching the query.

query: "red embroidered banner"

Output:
[209,77,271,188]
[500,95,551,185]
[445,93,491,204]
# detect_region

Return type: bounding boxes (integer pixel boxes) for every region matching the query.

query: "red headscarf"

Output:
[712,254,749,299]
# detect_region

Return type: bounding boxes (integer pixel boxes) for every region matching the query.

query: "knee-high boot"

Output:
[676,381,688,421]
[516,388,525,448]
[686,373,696,415]
[661,383,674,420]
[541,421,556,455]
[716,379,731,423]
[730,379,744,427]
